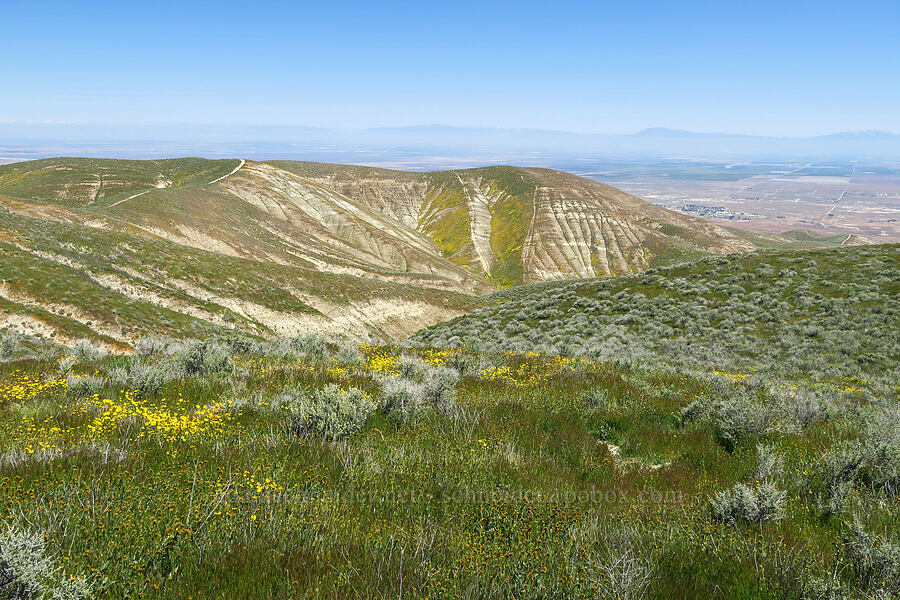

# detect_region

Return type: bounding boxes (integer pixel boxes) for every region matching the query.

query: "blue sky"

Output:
[3,0,898,136]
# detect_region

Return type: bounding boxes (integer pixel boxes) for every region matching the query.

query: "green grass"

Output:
[418,180,473,266]
[488,182,533,287]
[0,336,895,599]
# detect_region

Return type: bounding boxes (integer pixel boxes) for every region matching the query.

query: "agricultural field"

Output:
[0,242,898,599]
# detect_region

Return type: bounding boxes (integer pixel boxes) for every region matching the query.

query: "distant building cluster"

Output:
[679,204,751,220]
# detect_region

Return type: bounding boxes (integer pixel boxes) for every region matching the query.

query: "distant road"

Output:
[107,189,153,208]
[208,159,245,184]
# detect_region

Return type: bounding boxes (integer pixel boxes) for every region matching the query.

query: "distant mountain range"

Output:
[2,124,899,161]
[633,127,899,140]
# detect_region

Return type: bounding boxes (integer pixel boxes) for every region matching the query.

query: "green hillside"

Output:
[414,244,900,388]
[0,157,240,208]
[1,159,897,599]
[0,209,482,346]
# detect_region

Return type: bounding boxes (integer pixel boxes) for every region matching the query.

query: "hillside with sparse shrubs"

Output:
[414,244,899,389]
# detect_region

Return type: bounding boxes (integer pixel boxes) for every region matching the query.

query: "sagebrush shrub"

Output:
[0,525,90,599]
[777,388,827,430]
[445,352,482,376]
[809,415,899,515]
[801,576,845,600]
[568,519,656,600]
[106,360,172,397]
[752,444,783,483]
[419,364,459,414]
[56,356,76,375]
[379,376,426,422]
[843,524,900,595]
[286,384,376,441]
[710,482,786,524]
[134,336,171,358]
[289,334,329,359]
[72,340,105,363]
[712,398,770,451]
[865,406,900,498]
[393,358,459,414]
[334,344,363,367]
[216,334,259,356]
[397,355,428,379]
[581,388,610,409]
[171,340,233,377]
[66,373,105,397]
[0,332,23,361]
[679,398,709,424]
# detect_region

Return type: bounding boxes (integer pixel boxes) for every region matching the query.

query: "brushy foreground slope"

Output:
[414,244,900,389]
[0,319,897,598]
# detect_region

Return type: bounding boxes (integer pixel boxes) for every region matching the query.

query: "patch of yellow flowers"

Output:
[710,370,750,383]
[359,345,401,376]
[0,371,67,403]
[478,353,581,387]
[78,391,231,442]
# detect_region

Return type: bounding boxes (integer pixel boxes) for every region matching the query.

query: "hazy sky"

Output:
[3,0,898,136]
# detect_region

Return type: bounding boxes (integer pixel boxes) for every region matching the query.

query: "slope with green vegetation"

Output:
[291,162,769,284]
[415,244,900,389]
[0,157,241,208]
[0,321,897,599]
[0,208,483,346]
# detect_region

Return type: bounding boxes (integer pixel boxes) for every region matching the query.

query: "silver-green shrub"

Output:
[710,482,786,524]
[0,332,23,362]
[134,336,172,359]
[286,384,376,441]
[752,444,783,483]
[106,360,171,396]
[379,376,426,422]
[171,340,232,377]
[711,398,771,452]
[72,340,105,363]
[420,364,459,415]
[842,523,900,595]
[0,525,90,599]
[65,373,104,397]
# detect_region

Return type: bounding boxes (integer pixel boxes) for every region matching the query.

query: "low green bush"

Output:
[171,340,232,377]
[379,376,426,422]
[843,524,900,595]
[286,384,376,441]
[710,482,786,525]
[0,332,23,361]
[712,398,770,452]
[0,525,90,599]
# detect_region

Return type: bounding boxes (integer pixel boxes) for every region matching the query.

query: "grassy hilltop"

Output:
[0,243,897,599]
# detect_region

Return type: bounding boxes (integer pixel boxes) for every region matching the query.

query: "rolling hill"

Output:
[0,157,847,347]
[413,244,900,388]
